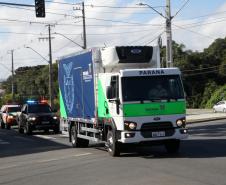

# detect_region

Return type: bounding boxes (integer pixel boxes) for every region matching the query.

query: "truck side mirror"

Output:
[106,86,113,99]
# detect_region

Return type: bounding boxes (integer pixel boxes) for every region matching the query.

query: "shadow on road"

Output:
[0,129,70,158]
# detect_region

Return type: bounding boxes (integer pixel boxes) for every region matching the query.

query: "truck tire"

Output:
[106,130,120,157]
[70,125,89,148]
[165,140,180,153]
[24,123,32,135]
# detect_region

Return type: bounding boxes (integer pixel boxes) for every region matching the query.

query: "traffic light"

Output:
[35,0,45,17]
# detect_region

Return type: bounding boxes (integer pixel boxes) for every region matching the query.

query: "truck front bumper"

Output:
[118,128,188,144]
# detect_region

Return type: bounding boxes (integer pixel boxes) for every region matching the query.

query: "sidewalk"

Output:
[186,109,226,123]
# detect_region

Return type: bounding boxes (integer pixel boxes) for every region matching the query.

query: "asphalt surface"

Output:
[1,120,226,185]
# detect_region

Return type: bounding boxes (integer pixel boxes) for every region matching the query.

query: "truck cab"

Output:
[98,68,187,155]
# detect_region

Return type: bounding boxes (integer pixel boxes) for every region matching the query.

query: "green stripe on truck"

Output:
[123,101,186,117]
[97,79,111,118]
[59,89,67,118]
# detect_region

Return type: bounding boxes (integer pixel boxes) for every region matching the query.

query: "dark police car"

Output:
[18,100,59,135]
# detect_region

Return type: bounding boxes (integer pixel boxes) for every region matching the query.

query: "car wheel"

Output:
[223,109,226,113]
[165,140,180,153]
[24,123,32,135]
[0,119,5,129]
[53,127,60,134]
[18,125,24,134]
[6,124,11,130]
[106,130,120,157]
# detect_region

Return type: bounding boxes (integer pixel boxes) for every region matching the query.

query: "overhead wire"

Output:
[172,0,190,18]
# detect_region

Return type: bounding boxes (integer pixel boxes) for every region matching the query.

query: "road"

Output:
[0,120,226,185]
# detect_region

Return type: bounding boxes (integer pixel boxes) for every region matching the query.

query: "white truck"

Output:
[58,46,188,156]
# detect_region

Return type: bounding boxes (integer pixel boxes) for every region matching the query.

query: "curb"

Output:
[186,116,226,124]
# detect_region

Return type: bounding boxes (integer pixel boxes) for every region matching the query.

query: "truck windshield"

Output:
[122,75,184,102]
[28,104,52,113]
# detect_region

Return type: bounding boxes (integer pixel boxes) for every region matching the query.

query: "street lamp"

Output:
[138,1,173,68]
[25,46,53,107]
[25,46,49,63]
[53,32,85,49]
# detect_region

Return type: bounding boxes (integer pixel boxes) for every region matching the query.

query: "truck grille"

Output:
[141,122,175,138]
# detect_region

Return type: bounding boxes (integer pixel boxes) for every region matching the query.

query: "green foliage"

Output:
[1,63,59,108]
[200,81,218,108]
[164,37,226,108]
[205,85,226,108]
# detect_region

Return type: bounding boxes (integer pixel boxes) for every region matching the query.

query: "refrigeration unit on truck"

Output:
[58,46,188,156]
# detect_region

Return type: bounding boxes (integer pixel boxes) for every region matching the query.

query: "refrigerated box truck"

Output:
[58,46,188,156]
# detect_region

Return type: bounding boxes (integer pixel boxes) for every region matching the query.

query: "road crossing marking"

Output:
[0,153,92,170]
[37,153,92,163]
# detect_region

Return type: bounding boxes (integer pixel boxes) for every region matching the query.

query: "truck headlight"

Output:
[124,121,137,130]
[28,117,36,121]
[176,118,186,127]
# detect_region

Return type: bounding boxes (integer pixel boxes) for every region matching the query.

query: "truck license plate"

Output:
[152,131,165,137]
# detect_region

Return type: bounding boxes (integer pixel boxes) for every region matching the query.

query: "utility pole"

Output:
[82,2,87,49]
[166,0,173,68]
[48,24,54,108]
[11,50,15,102]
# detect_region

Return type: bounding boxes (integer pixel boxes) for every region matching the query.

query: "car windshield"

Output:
[8,107,21,112]
[122,75,184,102]
[28,104,52,113]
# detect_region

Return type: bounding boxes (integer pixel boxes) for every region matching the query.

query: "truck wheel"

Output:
[165,140,180,153]
[106,130,120,157]
[70,125,89,148]
[24,123,32,135]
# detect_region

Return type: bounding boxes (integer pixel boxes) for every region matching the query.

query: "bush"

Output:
[205,85,226,108]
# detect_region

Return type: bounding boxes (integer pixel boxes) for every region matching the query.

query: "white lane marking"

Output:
[0,153,92,170]
[0,165,18,170]
[38,153,92,163]
[35,135,57,140]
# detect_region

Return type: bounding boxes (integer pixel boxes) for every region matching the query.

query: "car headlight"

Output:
[124,121,137,130]
[28,117,36,121]
[53,116,58,120]
[176,118,186,127]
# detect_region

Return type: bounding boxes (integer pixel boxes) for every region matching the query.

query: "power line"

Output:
[182,68,223,77]
[145,31,165,45]
[172,0,190,18]
[176,17,226,29]
[173,24,216,39]
[45,1,165,9]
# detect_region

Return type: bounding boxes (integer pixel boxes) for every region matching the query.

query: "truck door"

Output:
[108,76,121,117]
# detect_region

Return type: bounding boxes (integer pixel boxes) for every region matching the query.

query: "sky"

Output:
[0,0,226,79]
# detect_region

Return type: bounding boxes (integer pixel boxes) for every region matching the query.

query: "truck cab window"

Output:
[110,76,119,99]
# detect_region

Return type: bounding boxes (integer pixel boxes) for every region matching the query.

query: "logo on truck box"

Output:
[63,62,74,113]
